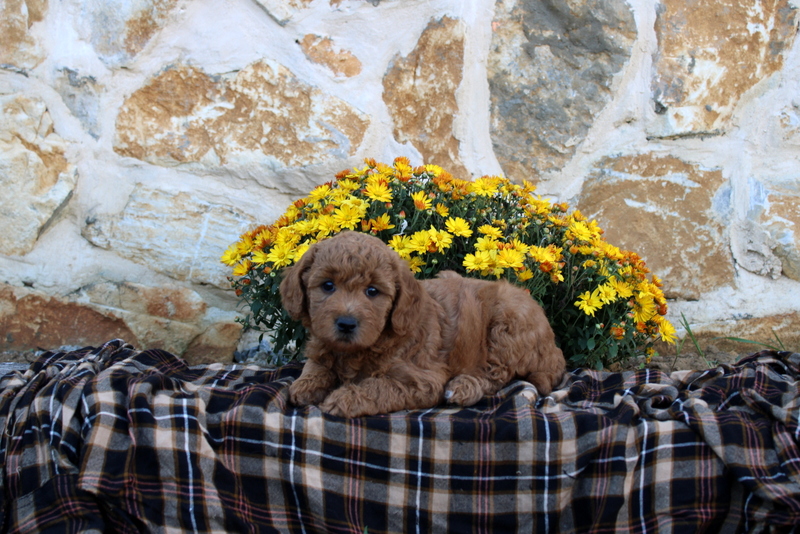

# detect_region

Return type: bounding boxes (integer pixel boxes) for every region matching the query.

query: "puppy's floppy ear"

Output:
[388,254,424,337]
[279,245,317,325]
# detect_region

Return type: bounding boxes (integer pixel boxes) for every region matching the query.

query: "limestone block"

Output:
[299,34,362,78]
[183,322,242,365]
[252,0,314,25]
[749,180,800,281]
[488,0,636,179]
[77,0,179,66]
[81,187,256,288]
[0,0,45,70]
[0,282,242,359]
[114,61,369,169]
[0,285,136,351]
[650,0,797,138]
[383,16,469,178]
[0,94,77,256]
[54,67,103,138]
[580,154,734,299]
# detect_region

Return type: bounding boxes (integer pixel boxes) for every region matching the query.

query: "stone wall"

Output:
[2,0,799,362]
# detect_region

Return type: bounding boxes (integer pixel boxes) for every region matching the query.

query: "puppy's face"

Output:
[281,232,407,352]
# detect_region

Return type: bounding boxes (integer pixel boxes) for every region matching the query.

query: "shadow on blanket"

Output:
[0,339,799,533]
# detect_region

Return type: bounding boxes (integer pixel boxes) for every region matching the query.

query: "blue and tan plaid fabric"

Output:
[1,339,798,533]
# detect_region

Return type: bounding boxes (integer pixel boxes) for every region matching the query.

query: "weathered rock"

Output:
[77,0,179,66]
[114,61,369,169]
[382,16,469,179]
[183,322,242,365]
[0,282,243,359]
[299,34,362,78]
[77,281,208,323]
[0,0,46,70]
[252,0,314,26]
[0,285,137,351]
[580,154,735,299]
[649,0,797,138]
[687,311,800,354]
[0,94,77,256]
[54,67,103,138]
[488,0,636,179]
[748,178,800,281]
[81,186,256,288]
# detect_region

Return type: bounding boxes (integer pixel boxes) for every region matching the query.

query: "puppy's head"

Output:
[279,231,421,352]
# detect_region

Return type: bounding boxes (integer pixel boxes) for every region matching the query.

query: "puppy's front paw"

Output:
[319,385,376,418]
[444,374,484,406]
[289,378,330,407]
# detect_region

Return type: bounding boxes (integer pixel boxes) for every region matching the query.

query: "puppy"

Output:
[280,231,565,418]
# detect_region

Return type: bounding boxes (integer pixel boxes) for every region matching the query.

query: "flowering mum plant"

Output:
[222,157,676,369]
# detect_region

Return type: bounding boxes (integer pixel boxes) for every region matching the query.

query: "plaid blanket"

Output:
[0,340,798,533]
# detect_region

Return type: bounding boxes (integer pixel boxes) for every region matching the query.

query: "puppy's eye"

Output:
[365,286,379,298]
[321,281,335,293]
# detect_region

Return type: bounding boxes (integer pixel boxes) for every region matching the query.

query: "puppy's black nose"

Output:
[335,316,358,335]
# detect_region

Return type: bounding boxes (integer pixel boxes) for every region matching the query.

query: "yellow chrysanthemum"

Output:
[477,225,503,238]
[445,217,473,238]
[307,184,332,204]
[475,236,499,251]
[606,276,634,299]
[575,289,603,317]
[316,215,338,238]
[251,249,270,265]
[653,315,678,344]
[424,164,444,177]
[406,255,426,273]
[333,203,364,230]
[463,250,494,272]
[596,283,618,305]
[516,269,534,282]
[388,235,411,259]
[411,191,433,211]
[633,291,657,324]
[266,242,295,269]
[369,213,395,232]
[469,176,501,197]
[496,247,526,271]
[236,234,255,256]
[427,227,453,252]
[435,203,450,217]
[529,244,562,264]
[232,260,252,277]
[407,230,433,254]
[364,181,393,203]
[567,220,595,243]
[221,244,242,266]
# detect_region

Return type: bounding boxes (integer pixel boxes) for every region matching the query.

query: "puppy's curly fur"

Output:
[280,231,566,418]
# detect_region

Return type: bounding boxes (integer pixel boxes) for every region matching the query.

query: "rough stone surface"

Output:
[691,311,800,354]
[77,0,179,66]
[488,0,637,179]
[0,0,46,70]
[183,322,242,365]
[252,0,314,26]
[580,154,735,299]
[0,94,77,256]
[650,0,797,138]
[54,67,103,138]
[114,61,370,169]
[383,16,469,179]
[749,179,800,281]
[0,285,137,351]
[82,187,256,288]
[299,34,362,78]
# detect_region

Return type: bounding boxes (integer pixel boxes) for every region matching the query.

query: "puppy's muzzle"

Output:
[335,316,358,336]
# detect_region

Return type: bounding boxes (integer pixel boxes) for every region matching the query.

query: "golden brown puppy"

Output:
[280,231,565,417]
